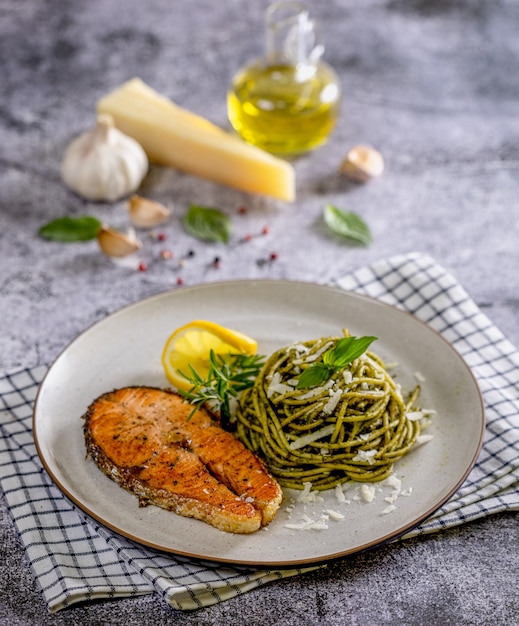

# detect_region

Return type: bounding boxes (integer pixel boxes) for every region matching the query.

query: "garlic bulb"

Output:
[128,195,171,228]
[61,114,148,202]
[97,225,142,257]
[339,145,384,183]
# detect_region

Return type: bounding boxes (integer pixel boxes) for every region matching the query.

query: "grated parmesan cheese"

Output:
[352,449,377,465]
[293,341,333,365]
[322,387,343,414]
[296,482,324,503]
[324,509,345,521]
[266,371,294,398]
[384,475,402,491]
[415,434,434,446]
[298,482,313,501]
[360,484,376,503]
[283,473,415,531]
[289,424,335,451]
[335,484,347,503]
[284,512,332,531]
[382,474,402,504]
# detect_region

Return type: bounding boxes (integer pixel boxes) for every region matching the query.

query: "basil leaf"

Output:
[38,216,102,242]
[325,336,378,370]
[296,363,332,389]
[323,204,372,245]
[183,204,231,243]
[298,335,378,389]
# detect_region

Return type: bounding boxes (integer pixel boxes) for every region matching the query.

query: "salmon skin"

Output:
[83,386,282,534]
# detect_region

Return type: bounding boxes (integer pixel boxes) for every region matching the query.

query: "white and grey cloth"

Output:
[1,253,518,612]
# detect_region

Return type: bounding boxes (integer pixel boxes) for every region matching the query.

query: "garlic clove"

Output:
[128,195,172,228]
[97,225,142,257]
[61,114,149,202]
[339,145,384,183]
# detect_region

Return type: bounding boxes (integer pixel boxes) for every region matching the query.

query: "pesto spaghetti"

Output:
[234,333,425,490]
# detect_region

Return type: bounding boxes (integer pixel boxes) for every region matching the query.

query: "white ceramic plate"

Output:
[34,280,484,566]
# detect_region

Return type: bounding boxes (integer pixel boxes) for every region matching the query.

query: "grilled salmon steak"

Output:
[83,386,282,534]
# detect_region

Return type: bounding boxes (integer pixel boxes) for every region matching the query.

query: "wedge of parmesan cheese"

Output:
[97,78,295,201]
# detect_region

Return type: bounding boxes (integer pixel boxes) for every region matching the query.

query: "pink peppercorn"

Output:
[138,262,148,272]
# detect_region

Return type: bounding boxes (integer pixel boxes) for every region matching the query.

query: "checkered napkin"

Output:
[1,253,518,613]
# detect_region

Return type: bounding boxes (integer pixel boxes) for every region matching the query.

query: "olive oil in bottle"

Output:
[227,2,341,156]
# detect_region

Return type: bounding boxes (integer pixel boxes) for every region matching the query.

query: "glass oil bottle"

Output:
[227,2,341,156]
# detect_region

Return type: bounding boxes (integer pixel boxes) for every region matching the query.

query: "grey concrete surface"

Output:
[1,1,518,624]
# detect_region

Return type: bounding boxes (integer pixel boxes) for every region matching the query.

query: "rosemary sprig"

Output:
[178,350,265,426]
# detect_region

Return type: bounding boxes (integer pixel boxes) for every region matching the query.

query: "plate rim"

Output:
[33,278,485,566]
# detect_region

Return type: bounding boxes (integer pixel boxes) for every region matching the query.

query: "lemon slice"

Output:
[161,320,258,390]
